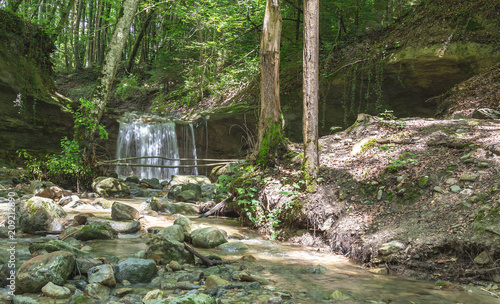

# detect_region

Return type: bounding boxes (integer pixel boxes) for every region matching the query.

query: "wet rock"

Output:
[459,174,478,182]
[379,241,405,256]
[17,196,66,234]
[170,175,212,186]
[238,272,270,285]
[41,282,71,298]
[304,265,328,274]
[216,242,249,253]
[115,258,157,283]
[474,251,492,265]
[15,251,75,294]
[174,216,193,239]
[84,283,110,301]
[167,260,184,271]
[168,293,216,304]
[75,258,103,274]
[59,195,80,207]
[205,275,230,288]
[28,239,87,256]
[176,282,200,290]
[111,201,139,220]
[12,295,39,304]
[125,176,140,184]
[472,108,500,119]
[146,197,162,211]
[143,289,163,301]
[140,178,162,189]
[35,186,68,201]
[113,287,133,297]
[146,236,195,265]
[191,227,228,248]
[158,224,185,242]
[92,177,130,198]
[268,296,283,304]
[176,190,199,202]
[160,201,199,215]
[91,198,112,209]
[88,264,116,287]
[63,223,117,241]
[86,217,141,234]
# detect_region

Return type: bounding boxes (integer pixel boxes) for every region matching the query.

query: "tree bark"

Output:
[77,0,140,143]
[255,0,283,167]
[303,0,319,182]
[73,0,84,70]
[52,0,77,40]
[127,7,156,73]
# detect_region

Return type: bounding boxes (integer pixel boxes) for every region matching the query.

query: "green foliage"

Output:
[378,109,397,120]
[385,152,420,173]
[68,99,108,141]
[115,74,140,100]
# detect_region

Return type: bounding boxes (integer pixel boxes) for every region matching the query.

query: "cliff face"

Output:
[0,9,73,164]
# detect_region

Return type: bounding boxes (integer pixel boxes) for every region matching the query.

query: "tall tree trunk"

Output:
[52,0,76,39]
[86,0,95,67]
[77,0,140,144]
[127,7,155,72]
[303,0,319,183]
[73,0,83,70]
[255,0,283,167]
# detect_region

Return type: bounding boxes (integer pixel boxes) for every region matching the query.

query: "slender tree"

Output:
[77,0,141,144]
[302,0,319,182]
[255,0,283,166]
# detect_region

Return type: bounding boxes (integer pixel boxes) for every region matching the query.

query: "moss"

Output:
[256,120,284,167]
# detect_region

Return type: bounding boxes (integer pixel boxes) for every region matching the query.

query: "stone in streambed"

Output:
[17,196,66,234]
[191,227,227,248]
[92,177,130,198]
[111,201,139,220]
[115,258,157,283]
[86,217,141,233]
[146,236,194,265]
[158,224,185,242]
[88,264,116,287]
[41,282,71,299]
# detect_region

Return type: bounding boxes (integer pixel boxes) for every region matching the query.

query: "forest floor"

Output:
[252,114,500,292]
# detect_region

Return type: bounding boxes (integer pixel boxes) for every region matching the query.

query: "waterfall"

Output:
[115,114,200,181]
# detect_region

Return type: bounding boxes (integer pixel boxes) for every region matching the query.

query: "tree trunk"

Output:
[77,0,140,143]
[303,0,319,183]
[73,0,83,70]
[255,0,283,167]
[52,0,76,39]
[127,7,155,72]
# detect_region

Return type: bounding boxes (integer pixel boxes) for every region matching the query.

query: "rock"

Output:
[143,289,163,301]
[59,195,80,207]
[474,251,492,265]
[15,251,75,293]
[174,216,193,234]
[167,260,184,271]
[160,201,199,215]
[433,186,445,193]
[146,236,194,265]
[111,201,139,220]
[35,186,68,201]
[158,224,185,242]
[28,239,87,256]
[330,290,349,300]
[238,272,270,285]
[92,177,130,198]
[377,189,383,201]
[176,190,199,202]
[304,264,328,274]
[26,180,44,194]
[191,227,228,248]
[170,175,212,186]
[88,264,116,287]
[17,196,66,234]
[460,189,474,196]
[418,176,430,188]
[113,287,133,297]
[125,176,140,184]
[91,198,112,209]
[445,178,458,184]
[183,183,202,197]
[41,282,71,298]
[86,217,141,234]
[379,241,405,256]
[460,174,478,182]
[75,258,103,274]
[62,223,117,241]
[216,242,249,253]
[73,213,95,225]
[168,293,216,304]
[472,108,500,120]
[12,295,39,304]
[450,185,461,192]
[115,258,157,283]
[478,162,490,168]
[84,283,110,301]
[205,275,230,288]
[146,197,162,212]
[139,178,162,189]
[350,136,376,156]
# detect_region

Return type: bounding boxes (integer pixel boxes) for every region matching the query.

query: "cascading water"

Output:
[115,114,200,181]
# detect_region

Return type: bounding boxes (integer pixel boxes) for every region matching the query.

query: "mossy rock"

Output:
[62,223,117,241]
[146,236,194,265]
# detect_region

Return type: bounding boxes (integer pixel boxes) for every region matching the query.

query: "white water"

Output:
[115,115,200,181]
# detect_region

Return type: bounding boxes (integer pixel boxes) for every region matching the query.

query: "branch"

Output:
[199,195,234,218]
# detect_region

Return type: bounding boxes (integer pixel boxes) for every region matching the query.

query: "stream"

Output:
[1,198,498,303]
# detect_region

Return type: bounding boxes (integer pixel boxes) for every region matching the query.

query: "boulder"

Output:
[84,283,110,301]
[75,258,103,275]
[125,176,140,184]
[170,175,212,186]
[61,223,117,241]
[174,216,193,240]
[146,236,194,265]
[205,275,230,289]
[379,241,405,256]
[17,196,67,234]
[15,251,75,294]
[91,198,112,209]
[41,282,71,298]
[115,258,157,283]
[58,195,81,207]
[216,242,249,253]
[35,186,69,201]
[28,240,87,256]
[111,202,139,220]
[191,227,227,248]
[176,190,199,202]
[92,177,130,198]
[86,217,141,234]
[139,178,162,189]
[88,264,116,287]
[158,224,185,242]
[160,201,199,215]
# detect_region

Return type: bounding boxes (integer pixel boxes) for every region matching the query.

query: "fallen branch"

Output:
[183,242,233,266]
[199,195,234,218]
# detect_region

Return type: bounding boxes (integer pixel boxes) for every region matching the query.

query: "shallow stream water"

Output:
[1,198,498,303]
